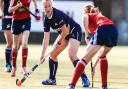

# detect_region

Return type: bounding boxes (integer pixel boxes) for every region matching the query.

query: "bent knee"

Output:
[6,43,12,48]
[68,52,77,61]
[50,53,58,60]
[12,48,18,52]
[22,43,28,48]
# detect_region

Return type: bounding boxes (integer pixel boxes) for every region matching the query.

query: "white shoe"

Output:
[22,67,28,75]
[11,67,16,77]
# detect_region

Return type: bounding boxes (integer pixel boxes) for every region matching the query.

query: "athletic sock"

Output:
[73,59,87,78]
[99,57,108,87]
[49,58,58,80]
[22,48,28,67]
[70,59,87,85]
[12,49,18,68]
[5,48,12,66]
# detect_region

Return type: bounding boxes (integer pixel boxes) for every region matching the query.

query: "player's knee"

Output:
[12,48,18,52]
[69,53,77,61]
[50,53,58,60]
[13,44,20,50]
[6,43,12,48]
[99,55,107,61]
[99,53,107,58]
[22,43,28,48]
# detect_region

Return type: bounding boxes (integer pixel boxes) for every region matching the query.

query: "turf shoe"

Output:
[22,67,28,75]
[65,84,75,89]
[11,67,16,77]
[4,64,12,72]
[81,75,90,87]
[42,79,56,85]
[101,85,108,89]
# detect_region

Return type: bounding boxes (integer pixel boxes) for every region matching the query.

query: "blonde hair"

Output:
[42,0,52,4]
[84,5,100,13]
[84,5,95,13]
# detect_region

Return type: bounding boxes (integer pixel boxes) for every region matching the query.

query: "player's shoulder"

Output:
[88,13,97,16]
[83,13,88,18]
[53,7,65,16]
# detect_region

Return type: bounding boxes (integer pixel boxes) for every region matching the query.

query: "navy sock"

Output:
[5,48,12,67]
[49,58,58,80]
[73,59,87,78]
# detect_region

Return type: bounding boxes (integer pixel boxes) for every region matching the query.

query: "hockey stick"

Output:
[21,5,40,20]
[85,44,94,88]
[16,0,40,20]
[0,16,13,19]
[16,50,52,86]
[91,61,94,88]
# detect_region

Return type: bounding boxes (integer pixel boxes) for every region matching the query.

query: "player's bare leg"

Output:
[4,30,13,72]
[42,36,68,85]
[68,38,90,87]
[11,34,21,77]
[21,31,30,75]
[98,46,111,89]
[66,44,101,89]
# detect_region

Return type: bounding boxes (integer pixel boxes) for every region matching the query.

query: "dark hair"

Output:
[93,0,103,12]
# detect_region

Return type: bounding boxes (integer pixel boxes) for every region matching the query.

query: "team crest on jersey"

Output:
[22,25,25,29]
[6,24,11,29]
[55,23,58,26]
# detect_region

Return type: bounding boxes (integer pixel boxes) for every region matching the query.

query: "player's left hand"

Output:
[91,67,95,77]
[40,56,45,64]
[35,9,41,20]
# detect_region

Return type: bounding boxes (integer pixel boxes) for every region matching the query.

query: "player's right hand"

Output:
[17,1,23,8]
[40,56,45,64]
[91,67,95,77]
[0,12,4,19]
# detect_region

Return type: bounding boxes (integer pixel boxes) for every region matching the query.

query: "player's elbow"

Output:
[8,7,12,13]
[8,10,11,13]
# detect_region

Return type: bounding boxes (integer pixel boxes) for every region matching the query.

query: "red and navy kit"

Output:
[88,13,114,34]
[43,8,82,41]
[2,0,12,30]
[10,0,31,19]
[10,0,31,35]
[88,13,118,47]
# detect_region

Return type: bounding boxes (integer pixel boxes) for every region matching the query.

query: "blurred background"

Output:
[0,0,128,45]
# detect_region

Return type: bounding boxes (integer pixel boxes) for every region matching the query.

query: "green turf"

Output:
[0,45,128,89]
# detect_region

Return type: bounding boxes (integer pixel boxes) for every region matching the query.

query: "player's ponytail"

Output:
[84,5,95,13]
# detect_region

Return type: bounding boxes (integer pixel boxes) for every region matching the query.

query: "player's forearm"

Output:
[41,32,50,56]
[83,14,89,36]
[8,2,22,13]
[58,34,66,44]
[0,0,3,15]
[93,57,99,68]
[8,6,18,13]
[58,25,69,44]
[32,0,38,9]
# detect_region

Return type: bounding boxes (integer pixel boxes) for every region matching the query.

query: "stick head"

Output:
[16,79,22,86]
[35,16,41,20]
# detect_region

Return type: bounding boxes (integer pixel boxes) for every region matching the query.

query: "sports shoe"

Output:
[65,84,75,89]
[11,67,16,77]
[22,67,28,75]
[4,64,12,72]
[101,85,108,89]
[42,79,56,85]
[81,75,90,87]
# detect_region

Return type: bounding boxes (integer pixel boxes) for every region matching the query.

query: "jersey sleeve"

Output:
[43,17,50,32]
